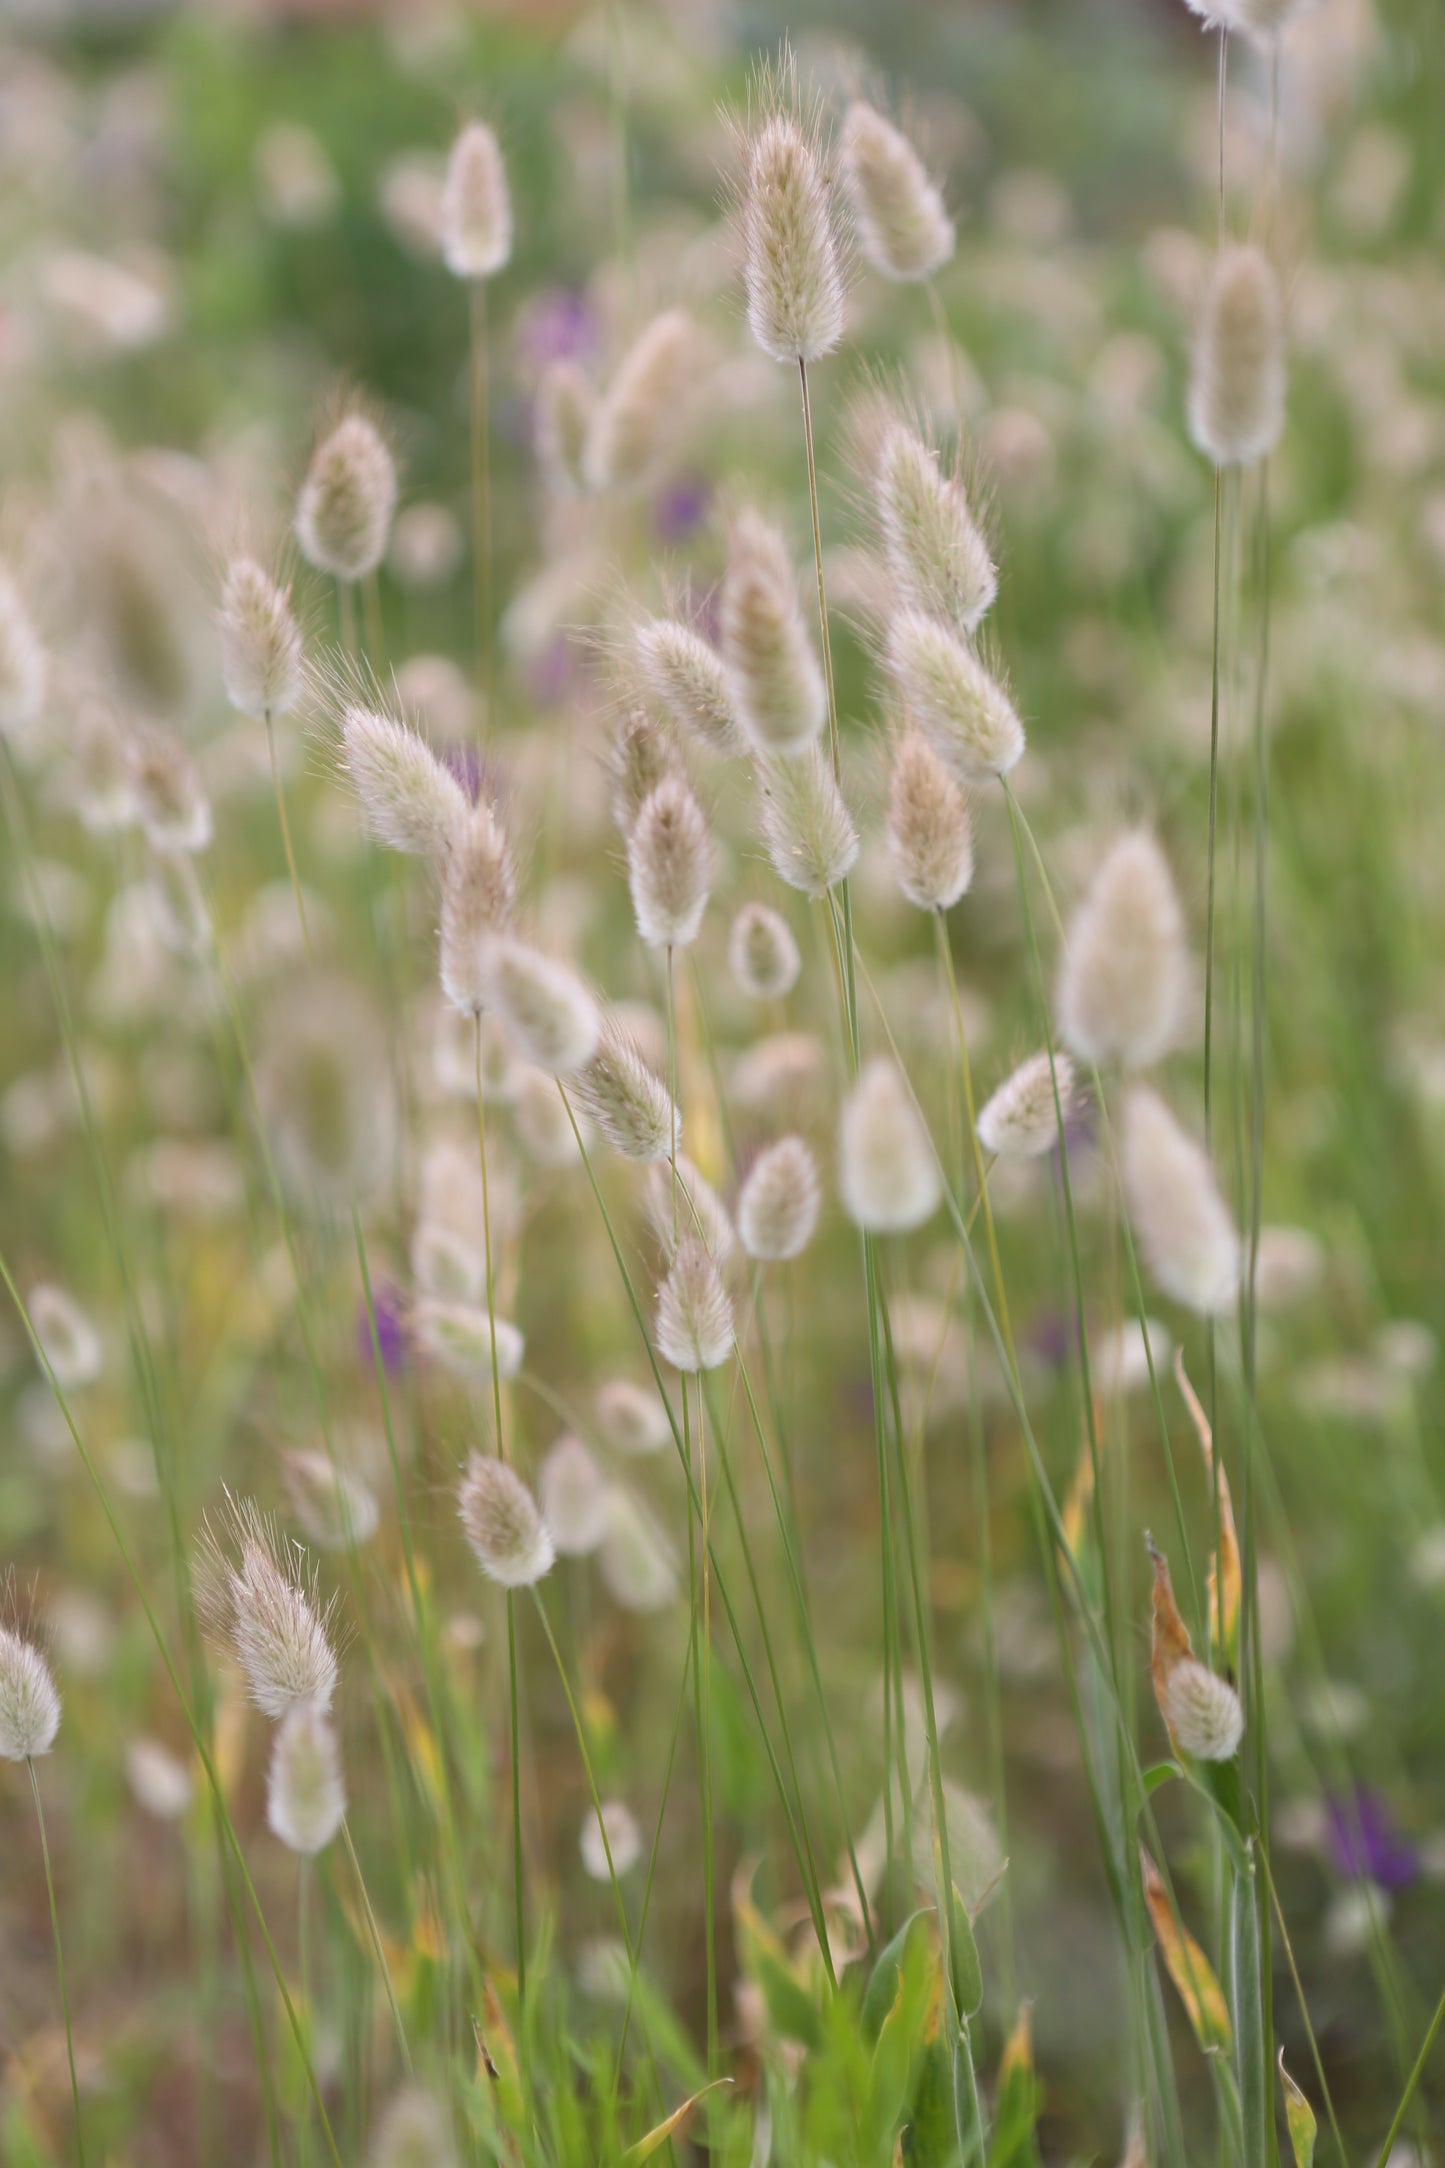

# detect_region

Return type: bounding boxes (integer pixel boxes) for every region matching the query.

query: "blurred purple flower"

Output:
[1326,1788,1418,1890]
[653,476,712,545]
[514,287,601,374]
[358,1282,407,1376]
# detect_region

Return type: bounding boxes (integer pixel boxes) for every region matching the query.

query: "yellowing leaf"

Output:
[999,2001,1034,2085]
[1139,1848,1231,2054]
[1278,2050,1317,2168]
[1062,1434,1096,1560]
[623,2078,733,2159]
[1175,1351,1240,1665]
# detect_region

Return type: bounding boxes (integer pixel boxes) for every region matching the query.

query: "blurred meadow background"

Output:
[2,0,1444,2162]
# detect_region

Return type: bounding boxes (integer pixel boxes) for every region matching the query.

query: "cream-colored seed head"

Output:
[841,101,954,284]
[738,1135,821,1260]
[198,1498,340,1721]
[218,557,303,721]
[439,803,519,1015]
[440,121,512,281]
[1183,0,1304,42]
[584,310,702,494]
[874,421,996,637]
[976,1050,1074,1161]
[129,724,213,854]
[29,1282,103,1390]
[739,66,845,366]
[886,610,1025,784]
[255,978,397,1210]
[340,705,470,858]
[1188,244,1285,468]
[628,777,714,949]
[284,1450,380,1551]
[535,361,595,494]
[538,1435,610,1557]
[595,1379,671,1459]
[655,1236,734,1372]
[581,1799,642,1881]
[756,746,859,898]
[598,1486,679,1611]
[728,901,801,1000]
[886,729,974,911]
[1164,1657,1244,1761]
[296,413,397,582]
[609,707,682,839]
[458,1454,554,1587]
[721,510,826,755]
[633,617,741,757]
[839,1058,941,1232]
[414,1301,524,1385]
[572,1023,680,1163]
[267,1702,347,1854]
[646,1152,734,1266]
[1121,1086,1240,1316]
[1056,830,1188,1069]
[369,2090,461,2168]
[479,937,600,1076]
[0,1625,61,1761]
[0,565,47,736]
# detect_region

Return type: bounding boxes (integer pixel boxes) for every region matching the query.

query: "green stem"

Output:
[29,1760,85,2168]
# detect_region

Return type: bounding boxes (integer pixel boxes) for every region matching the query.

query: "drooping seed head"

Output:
[571,1021,680,1162]
[632,616,741,756]
[976,1051,1075,1161]
[728,900,801,1000]
[1056,830,1188,1069]
[595,1378,671,1458]
[584,309,703,494]
[738,1135,821,1260]
[479,936,600,1075]
[28,1282,103,1390]
[295,411,398,583]
[873,419,996,636]
[720,509,826,755]
[266,1701,347,1854]
[340,704,470,857]
[646,1152,734,1266]
[655,1236,734,1372]
[886,610,1025,785]
[218,556,304,721]
[284,1450,380,1551]
[414,1300,525,1385]
[439,803,519,1014]
[458,1453,554,1587]
[885,728,974,911]
[756,745,860,898]
[129,723,212,853]
[628,777,715,949]
[839,1057,941,1233]
[0,564,47,736]
[841,101,954,284]
[1188,244,1285,468]
[538,1435,610,1556]
[1164,1656,1244,1762]
[1121,1086,1240,1315]
[608,706,682,840]
[197,1496,340,1720]
[440,120,512,281]
[0,1614,61,1761]
[535,362,595,494]
[736,53,846,366]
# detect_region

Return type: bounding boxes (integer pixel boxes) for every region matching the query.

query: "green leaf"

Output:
[624,2078,734,2161]
[948,1885,984,2020]
[1142,1760,1181,1796]
[1278,2051,1317,2168]
[861,1909,932,2042]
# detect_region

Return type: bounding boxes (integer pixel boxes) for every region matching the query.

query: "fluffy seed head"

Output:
[29,1282,103,1389]
[738,59,845,365]
[369,2091,460,2168]
[129,724,212,853]
[538,1435,609,1556]
[341,705,470,857]
[839,1058,941,1233]
[284,1450,379,1551]
[1182,0,1304,45]
[0,1621,61,1761]
[646,1153,734,1266]
[729,900,801,1000]
[255,978,397,1209]
[414,1300,524,1385]
[571,1023,680,1162]
[874,420,995,636]
[738,1135,821,1260]
[656,1236,734,1372]
[584,310,702,494]
[0,564,47,735]
[1188,244,1285,468]
[632,617,741,756]
[198,1497,340,1720]
[599,1487,679,1611]
[1121,1087,1240,1315]
[267,1702,347,1854]
[595,1378,671,1458]
[218,557,303,721]
[841,101,954,283]
[628,778,715,949]
[756,745,860,897]
[886,610,1025,784]
[581,1799,641,1881]
[609,706,682,839]
[535,361,595,493]
[439,804,519,1014]
[479,937,599,1074]
[296,412,397,582]
[458,1454,554,1587]
[1056,830,1188,1068]
[440,121,512,280]
[720,510,826,755]
[886,729,974,911]
[977,1051,1075,1160]
[1164,1657,1244,1762]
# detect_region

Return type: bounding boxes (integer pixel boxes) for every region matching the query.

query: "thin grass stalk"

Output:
[341,1818,412,2069]
[264,710,314,965]
[470,281,494,720]
[29,1759,85,2168]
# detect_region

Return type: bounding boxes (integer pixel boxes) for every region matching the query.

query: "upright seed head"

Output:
[1164,1657,1244,1762]
[0,564,47,736]
[538,1435,610,1556]
[646,1152,734,1265]
[218,557,304,721]
[439,802,519,1014]
[976,1050,1075,1160]
[728,900,801,1000]
[197,1497,340,1720]
[1056,830,1188,1069]
[295,411,397,583]
[720,509,826,755]
[284,1450,380,1551]
[595,1378,671,1459]
[841,101,954,284]
[581,1798,642,1881]
[535,362,595,494]
[1188,244,1285,469]
[886,610,1025,785]
[608,706,682,839]
[340,705,471,857]
[458,1454,554,1587]
[1121,1086,1240,1315]
[628,777,715,949]
[886,728,974,912]
[129,723,212,854]
[28,1282,103,1390]
[632,616,741,757]
[414,1301,524,1385]
[839,1058,941,1232]
[738,1135,821,1260]
[756,745,860,897]
[479,936,601,1075]
[656,1236,734,1372]
[571,1021,680,1162]
[0,1613,61,1762]
[873,419,996,636]
[440,120,512,281]
[584,309,703,494]
[266,1701,347,1854]
[737,54,846,366]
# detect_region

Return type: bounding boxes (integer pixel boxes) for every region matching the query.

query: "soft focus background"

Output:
[2,0,1444,2163]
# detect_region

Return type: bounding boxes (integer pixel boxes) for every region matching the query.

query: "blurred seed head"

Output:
[512,1066,586,1165]
[584,309,704,494]
[414,1300,524,1385]
[0,563,47,736]
[339,703,470,857]
[70,693,138,834]
[198,1496,340,1720]
[255,977,397,1209]
[128,722,212,854]
[1188,244,1285,468]
[841,101,954,284]
[632,615,741,757]
[646,1153,735,1266]
[581,1798,642,1881]
[296,410,398,583]
[1164,1657,1244,1762]
[1056,830,1188,1068]
[1121,1086,1239,1315]
[539,1434,609,1555]
[628,777,714,948]
[0,1608,61,1762]
[439,804,520,1015]
[369,2088,460,2168]
[598,1486,679,1612]
[656,1236,734,1371]
[872,417,995,636]
[976,1050,1074,1160]
[535,361,596,494]
[756,745,859,897]
[721,509,826,755]
[885,728,974,911]
[440,120,512,281]
[886,610,1024,785]
[284,1449,380,1551]
[738,1135,821,1260]
[728,900,801,1000]
[595,1378,671,1458]
[479,936,600,1075]
[266,1701,347,1854]
[571,1021,680,1162]
[839,1058,941,1232]
[29,1281,103,1389]
[608,706,683,839]
[217,557,303,722]
[458,1454,554,1587]
[735,51,846,366]
[126,1736,193,1820]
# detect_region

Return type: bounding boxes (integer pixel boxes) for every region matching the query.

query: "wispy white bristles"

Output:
[632,617,741,757]
[728,901,801,1000]
[738,1136,821,1260]
[571,1023,680,1163]
[479,936,600,1075]
[738,60,845,366]
[584,310,703,494]
[721,511,826,755]
[458,1454,554,1587]
[874,421,996,638]
[1121,1087,1240,1316]
[627,778,714,949]
[1056,831,1188,1069]
[439,804,519,1014]
[976,1051,1074,1161]
[0,1622,61,1761]
[655,1237,734,1372]
[218,557,303,722]
[295,412,397,583]
[756,746,859,898]
[341,705,470,857]
[886,730,974,912]
[841,102,954,284]
[1188,244,1286,469]
[267,1702,346,1854]
[198,1498,340,1720]
[440,121,512,281]
[839,1059,941,1233]
[0,565,47,736]
[886,610,1025,785]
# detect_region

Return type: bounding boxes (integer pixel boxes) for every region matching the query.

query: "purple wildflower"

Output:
[1326,1788,1418,1890]
[358,1281,407,1376]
